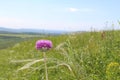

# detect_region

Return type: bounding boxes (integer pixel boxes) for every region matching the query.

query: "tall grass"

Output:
[0,30,120,80]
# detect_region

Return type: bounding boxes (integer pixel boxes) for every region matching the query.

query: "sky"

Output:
[0,0,120,31]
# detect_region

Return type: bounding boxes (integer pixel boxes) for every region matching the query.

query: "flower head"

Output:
[106,62,120,80]
[36,40,52,51]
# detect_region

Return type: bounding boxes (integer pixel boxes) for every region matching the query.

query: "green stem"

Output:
[43,52,48,80]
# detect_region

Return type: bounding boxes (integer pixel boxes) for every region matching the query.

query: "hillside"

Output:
[0,27,67,34]
[0,31,120,80]
[0,33,46,49]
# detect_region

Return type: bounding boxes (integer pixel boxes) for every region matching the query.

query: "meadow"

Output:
[0,30,120,80]
[0,33,45,49]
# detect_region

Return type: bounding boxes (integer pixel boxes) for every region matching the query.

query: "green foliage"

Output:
[0,31,120,80]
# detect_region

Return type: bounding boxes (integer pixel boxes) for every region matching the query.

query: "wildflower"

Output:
[106,62,119,73]
[36,40,52,51]
[106,62,120,80]
[35,39,53,80]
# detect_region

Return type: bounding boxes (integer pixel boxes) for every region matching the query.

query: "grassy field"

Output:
[0,30,120,80]
[0,33,45,49]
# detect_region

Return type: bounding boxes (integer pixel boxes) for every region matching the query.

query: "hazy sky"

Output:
[0,0,120,31]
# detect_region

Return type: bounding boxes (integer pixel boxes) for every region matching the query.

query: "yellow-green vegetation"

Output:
[0,30,120,80]
[0,33,44,38]
[0,33,44,49]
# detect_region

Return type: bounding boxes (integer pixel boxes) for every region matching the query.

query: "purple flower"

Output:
[36,40,52,51]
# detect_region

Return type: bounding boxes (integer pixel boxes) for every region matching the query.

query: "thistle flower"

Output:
[36,40,52,51]
[35,39,52,80]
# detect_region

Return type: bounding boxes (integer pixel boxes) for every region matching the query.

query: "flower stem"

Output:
[43,52,48,80]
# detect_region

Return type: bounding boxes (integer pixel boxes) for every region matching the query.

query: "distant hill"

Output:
[0,27,67,34]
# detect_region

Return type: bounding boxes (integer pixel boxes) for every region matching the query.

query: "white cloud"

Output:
[68,8,94,12]
[68,8,79,12]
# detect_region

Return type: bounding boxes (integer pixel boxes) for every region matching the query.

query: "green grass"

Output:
[0,33,44,49]
[0,30,120,80]
[0,33,44,38]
